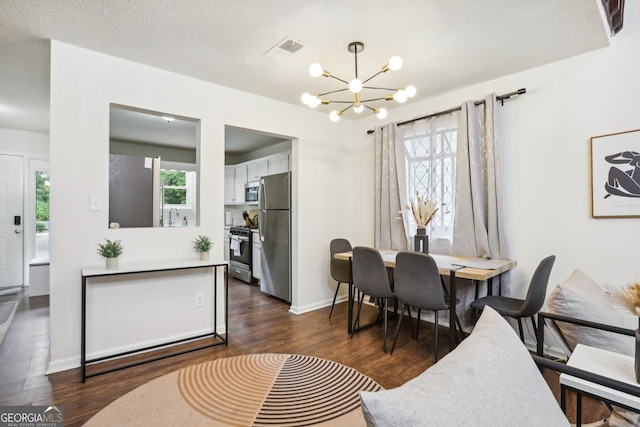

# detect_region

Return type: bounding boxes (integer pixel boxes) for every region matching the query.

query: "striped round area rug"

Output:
[85,354,382,426]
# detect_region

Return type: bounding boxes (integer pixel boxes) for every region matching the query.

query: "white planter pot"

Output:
[199,251,210,261]
[106,257,119,269]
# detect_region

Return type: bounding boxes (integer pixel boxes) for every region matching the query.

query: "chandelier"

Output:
[301,41,416,121]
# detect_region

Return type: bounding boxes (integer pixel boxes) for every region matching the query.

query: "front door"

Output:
[0,154,24,288]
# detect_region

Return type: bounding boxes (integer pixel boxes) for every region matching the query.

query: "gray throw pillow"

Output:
[360,306,569,427]
[546,269,636,356]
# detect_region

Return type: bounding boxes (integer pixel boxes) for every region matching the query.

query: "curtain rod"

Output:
[365,88,526,134]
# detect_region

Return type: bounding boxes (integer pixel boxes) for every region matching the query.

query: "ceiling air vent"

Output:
[264,37,306,61]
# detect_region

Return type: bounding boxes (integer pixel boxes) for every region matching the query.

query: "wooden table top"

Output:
[334,250,516,281]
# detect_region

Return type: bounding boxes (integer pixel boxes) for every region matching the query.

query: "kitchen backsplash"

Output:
[225,205,256,226]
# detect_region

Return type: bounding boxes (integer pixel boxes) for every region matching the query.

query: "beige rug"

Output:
[85,353,382,426]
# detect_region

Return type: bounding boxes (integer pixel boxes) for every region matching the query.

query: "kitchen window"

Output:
[161,169,196,208]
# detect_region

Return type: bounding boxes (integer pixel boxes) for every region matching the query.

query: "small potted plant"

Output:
[193,235,213,260]
[97,239,123,269]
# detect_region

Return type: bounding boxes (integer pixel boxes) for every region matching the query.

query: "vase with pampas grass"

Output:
[406,194,440,254]
[609,280,640,382]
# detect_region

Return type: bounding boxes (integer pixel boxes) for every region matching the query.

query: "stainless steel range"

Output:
[228,226,257,283]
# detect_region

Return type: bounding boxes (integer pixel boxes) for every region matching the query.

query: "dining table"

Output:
[334,249,517,351]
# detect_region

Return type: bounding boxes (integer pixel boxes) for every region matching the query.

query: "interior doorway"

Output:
[0,154,24,288]
[223,125,296,306]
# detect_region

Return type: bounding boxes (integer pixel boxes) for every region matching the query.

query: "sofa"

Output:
[360,306,570,426]
[540,269,639,427]
[358,270,640,426]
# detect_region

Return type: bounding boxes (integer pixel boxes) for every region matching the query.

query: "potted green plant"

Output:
[193,235,212,260]
[97,239,123,269]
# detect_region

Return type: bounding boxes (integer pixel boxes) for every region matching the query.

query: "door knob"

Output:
[15,229,22,234]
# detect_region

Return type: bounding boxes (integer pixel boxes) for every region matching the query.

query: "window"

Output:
[35,171,50,258]
[403,118,457,241]
[161,170,195,207]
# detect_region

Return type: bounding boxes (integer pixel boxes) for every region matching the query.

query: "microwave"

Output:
[245,181,259,202]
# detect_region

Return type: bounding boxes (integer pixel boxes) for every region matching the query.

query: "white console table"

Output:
[560,344,640,425]
[81,259,228,382]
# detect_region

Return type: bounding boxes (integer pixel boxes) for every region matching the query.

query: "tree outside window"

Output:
[36,171,49,232]
[161,170,187,205]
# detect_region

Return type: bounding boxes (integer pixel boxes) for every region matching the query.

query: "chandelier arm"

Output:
[328,75,350,85]
[360,97,388,102]
[318,88,351,97]
[363,86,397,91]
[362,70,384,84]
[326,100,355,104]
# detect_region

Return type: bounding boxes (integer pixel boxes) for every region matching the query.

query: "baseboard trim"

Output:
[46,325,227,375]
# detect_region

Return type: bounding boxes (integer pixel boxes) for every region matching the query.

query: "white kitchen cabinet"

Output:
[268,153,289,175]
[247,159,268,182]
[224,164,248,204]
[224,166,235,204]
[252,230,260,280]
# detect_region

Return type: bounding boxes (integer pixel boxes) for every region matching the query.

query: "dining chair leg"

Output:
[390,303,407,354]
[434,310,439,362]
[375,298,384,326]
[415,309,421,340]
[453,312,465,343]
[351,293,365,338]
[329,282,342,319]
[440,276,465,341]
[383,298,389,353]
[517,318,524,342]
[407,305,415,339]
[530,315,538,339]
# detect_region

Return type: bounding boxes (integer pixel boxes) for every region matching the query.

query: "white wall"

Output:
[0,127,49,155]
[351,2,640,326]
[48,41,357,372]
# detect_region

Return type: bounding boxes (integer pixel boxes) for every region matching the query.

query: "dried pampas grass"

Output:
[608,281,640,317]
[406,193,439,229]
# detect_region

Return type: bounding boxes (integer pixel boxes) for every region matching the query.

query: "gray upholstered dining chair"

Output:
[470,255,556,343]
[390,251,451,361]
[351,246,395,352]
[329,238,352,319]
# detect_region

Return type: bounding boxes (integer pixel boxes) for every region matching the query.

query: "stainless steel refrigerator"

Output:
[258,172,291,302]
[109,154,161,227]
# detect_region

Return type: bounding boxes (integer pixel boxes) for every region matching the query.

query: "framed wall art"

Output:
[591,129,640,218]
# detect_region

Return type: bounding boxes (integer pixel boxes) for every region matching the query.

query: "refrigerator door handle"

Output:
[259,177,266,209]
[259,209,265,242]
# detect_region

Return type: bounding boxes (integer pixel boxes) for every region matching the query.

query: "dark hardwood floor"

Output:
[0,279,609,426]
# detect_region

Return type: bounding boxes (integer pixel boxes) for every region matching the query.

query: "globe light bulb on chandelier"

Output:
[301,41,416,121]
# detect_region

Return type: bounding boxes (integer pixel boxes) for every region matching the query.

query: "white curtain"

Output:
[452,94,508,260]
[374,123,408,250]
[451,94,509,326]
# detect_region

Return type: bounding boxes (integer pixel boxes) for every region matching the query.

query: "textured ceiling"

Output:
[0,0,611,135]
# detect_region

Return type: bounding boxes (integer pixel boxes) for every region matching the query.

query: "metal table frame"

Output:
[336,250,516,351]
[81,260,228,382]
[536,312,638,425]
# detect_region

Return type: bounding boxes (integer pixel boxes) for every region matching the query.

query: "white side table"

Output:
[560,344,640,426]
